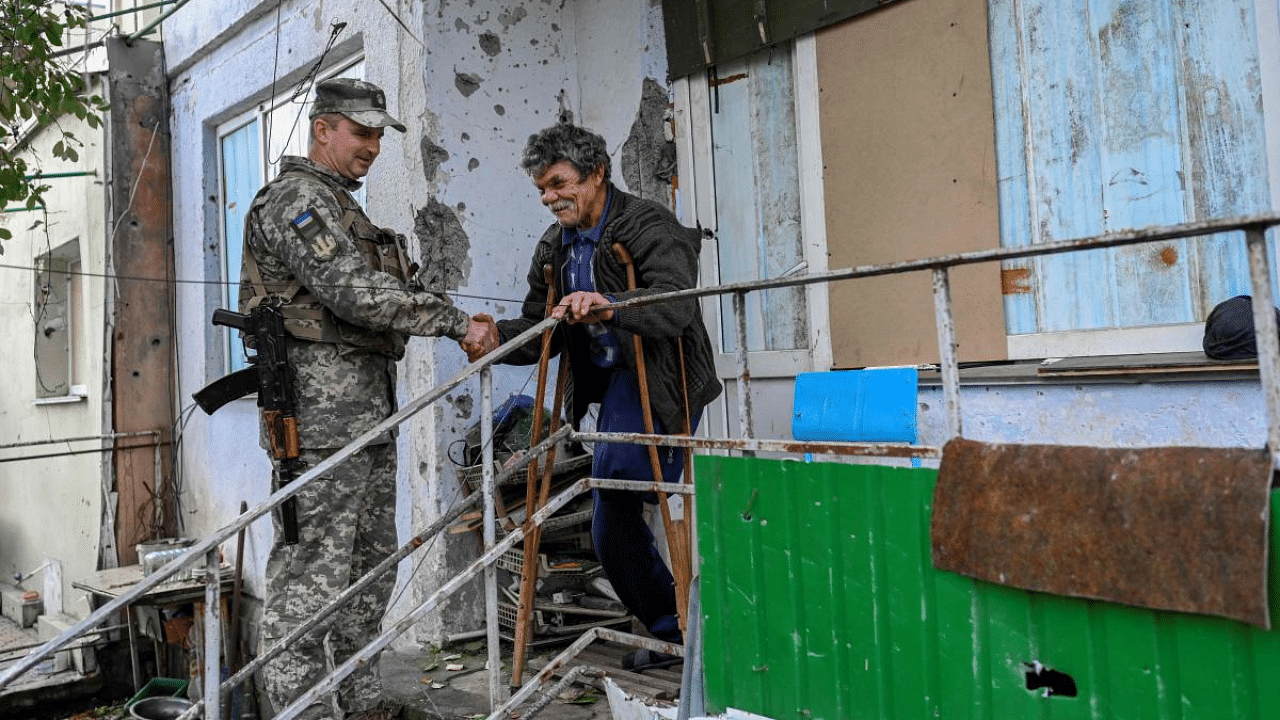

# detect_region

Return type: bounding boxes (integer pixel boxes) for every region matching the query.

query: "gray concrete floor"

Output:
[381,638,681,720]
[383,642,612,720]
[4,615,682,719]
[0,614,106,718]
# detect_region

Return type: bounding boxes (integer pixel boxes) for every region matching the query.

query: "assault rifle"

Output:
[193,305,302,544]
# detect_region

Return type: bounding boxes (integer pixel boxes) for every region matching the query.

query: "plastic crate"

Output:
[498,601,552,634]
[497,601,631,638]
[126,676,189,708]
[497,547,598,577]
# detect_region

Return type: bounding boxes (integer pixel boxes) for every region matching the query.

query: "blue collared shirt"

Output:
[561,188,621,368]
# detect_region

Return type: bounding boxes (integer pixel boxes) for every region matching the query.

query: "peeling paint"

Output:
[556,89,574,124]
[620,77,675,206]
[413,199,472,291]
[455,71,482,97]
[1066,81,1089,166]
[448,392,474,419]
[497,6,526,27]
[420,137,450,183]
[467,158,479,171]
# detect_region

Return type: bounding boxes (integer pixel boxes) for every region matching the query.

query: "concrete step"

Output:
[0,613,103,713]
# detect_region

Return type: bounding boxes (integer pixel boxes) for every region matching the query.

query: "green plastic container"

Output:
[125,676,189,708]
[696,455,1280,720]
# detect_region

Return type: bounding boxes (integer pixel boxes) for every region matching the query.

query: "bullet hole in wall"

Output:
[478,31,501,57]
[455,72,482,98]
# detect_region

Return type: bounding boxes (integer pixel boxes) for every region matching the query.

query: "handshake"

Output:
[461,313,499,363]
[457,292,615,363]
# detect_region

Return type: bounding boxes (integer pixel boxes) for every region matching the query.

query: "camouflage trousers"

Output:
[259,443,397,720]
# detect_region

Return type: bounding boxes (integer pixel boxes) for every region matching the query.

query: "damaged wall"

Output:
[166,0,679,644]
[917,380,1266,451]
[399,0,675,641]
[105,37,177,566]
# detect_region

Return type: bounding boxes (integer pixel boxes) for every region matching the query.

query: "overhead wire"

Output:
[0,260,531,307]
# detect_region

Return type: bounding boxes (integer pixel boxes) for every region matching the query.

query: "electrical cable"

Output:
[0,262,529,307]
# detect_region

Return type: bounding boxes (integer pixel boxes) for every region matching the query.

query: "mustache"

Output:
[550,200,574,212]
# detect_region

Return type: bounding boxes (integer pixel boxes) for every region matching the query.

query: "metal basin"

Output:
[129,696,194,720]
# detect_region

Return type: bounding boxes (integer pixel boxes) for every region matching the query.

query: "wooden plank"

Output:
[818,0,1006,367]
[988,0,1271,338]
[106,39,176,565]
[1038,351,1259,376]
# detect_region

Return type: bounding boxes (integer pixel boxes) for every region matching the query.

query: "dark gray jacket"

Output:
[496,186,722,433]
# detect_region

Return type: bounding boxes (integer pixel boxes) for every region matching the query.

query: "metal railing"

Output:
[4,212,1279,719]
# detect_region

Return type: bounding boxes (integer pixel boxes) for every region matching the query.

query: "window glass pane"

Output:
[34,241,79,398]
[221,118,262,372]
[709,46,808,353]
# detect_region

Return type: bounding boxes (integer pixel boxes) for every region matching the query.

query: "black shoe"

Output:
[621,649,682,673]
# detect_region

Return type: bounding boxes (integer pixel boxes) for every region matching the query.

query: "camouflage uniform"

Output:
[241,141,467,717]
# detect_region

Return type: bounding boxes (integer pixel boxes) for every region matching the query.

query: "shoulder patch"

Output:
[292,209,338,260]
[293,210,321,239]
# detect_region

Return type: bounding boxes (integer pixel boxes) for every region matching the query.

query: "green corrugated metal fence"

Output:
[696,455,1280,719]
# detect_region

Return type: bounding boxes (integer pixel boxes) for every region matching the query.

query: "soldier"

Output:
[240,78,489,720]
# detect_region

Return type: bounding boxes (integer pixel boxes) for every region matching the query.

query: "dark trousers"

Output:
[591,369,694,644]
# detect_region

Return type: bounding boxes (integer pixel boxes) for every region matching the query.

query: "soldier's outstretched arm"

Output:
[256,184,469,339]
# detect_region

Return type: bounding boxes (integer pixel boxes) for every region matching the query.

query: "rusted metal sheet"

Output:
[932,437,1273,627]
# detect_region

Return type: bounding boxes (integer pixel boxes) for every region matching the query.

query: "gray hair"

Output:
[520,123,611,181]
[308,112,343,143]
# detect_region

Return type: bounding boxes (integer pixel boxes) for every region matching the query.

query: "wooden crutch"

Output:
[510,264,571,689]
[608,242,694,634]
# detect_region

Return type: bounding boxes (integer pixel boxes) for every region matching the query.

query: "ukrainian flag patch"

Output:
[293,210,320,239]
[291,208,337,259]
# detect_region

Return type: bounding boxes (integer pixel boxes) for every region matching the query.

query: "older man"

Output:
[240,78,487,720]
[467,123,721,666]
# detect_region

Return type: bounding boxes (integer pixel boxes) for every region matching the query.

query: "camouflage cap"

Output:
[310,78,406,132]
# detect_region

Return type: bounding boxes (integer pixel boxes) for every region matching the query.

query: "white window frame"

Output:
[214,56,365,373]
[34,239,86,402]
[672,34,832,381]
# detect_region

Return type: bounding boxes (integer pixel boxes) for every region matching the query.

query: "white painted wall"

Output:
[918,380,1266,451]
[0,107,109,620]
[168,0,675,644]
